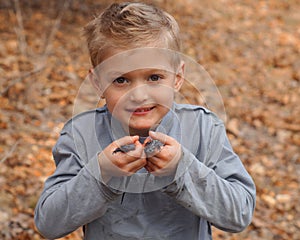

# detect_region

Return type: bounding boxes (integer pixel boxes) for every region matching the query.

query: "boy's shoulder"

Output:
[61,106,108,132]
[173,103,223,124]
[174,103,211,114]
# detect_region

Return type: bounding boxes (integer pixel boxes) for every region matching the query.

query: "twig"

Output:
[0,65,45,96]
[42,0,72,58]
[0,140,20,164]
[13,0,27,55]
[3,1,72,96]
[2,0,72,96]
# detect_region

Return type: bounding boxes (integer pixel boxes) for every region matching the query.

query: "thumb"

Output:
[149,131,168,145]
[114,135,139,148]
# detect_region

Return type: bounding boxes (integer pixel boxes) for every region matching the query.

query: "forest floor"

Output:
[0,0,299,239]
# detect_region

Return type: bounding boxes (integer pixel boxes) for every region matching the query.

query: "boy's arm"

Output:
[34,129,121,239]
[162,122,256,233]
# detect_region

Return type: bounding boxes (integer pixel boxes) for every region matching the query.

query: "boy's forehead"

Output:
[94,48,176,78]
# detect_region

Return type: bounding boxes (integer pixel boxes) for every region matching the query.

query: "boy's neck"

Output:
[129,128,150,137]
[128,121,161,137]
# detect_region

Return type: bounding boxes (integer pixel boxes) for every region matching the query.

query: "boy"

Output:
[34,2,256,239]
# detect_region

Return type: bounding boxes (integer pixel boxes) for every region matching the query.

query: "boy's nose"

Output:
[129,84,148,103]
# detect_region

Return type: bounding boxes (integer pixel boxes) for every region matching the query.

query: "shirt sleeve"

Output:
[162,118,256,233]
[34,125,121,239]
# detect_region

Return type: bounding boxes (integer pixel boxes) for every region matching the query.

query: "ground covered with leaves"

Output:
[0,0,299,239]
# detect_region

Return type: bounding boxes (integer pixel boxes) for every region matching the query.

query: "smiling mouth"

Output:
[128,106,155,113]
[134,107,155,112]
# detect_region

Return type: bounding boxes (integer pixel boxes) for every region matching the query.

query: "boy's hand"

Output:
[145,131,182,177]
[98,136,147,183]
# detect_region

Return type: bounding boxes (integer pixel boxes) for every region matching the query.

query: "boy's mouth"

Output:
[127,106,155,115]
[134,107,154,112]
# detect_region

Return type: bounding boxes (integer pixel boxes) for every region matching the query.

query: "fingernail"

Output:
[132,135,139,141]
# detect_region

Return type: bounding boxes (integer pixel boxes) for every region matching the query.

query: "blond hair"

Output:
[83,2,181,67]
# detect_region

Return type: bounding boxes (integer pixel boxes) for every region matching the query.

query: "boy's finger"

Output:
[126,157,147,173]
[145,160,158,172]
[148,131,171,145]
[146,156,160,166]
[113,135,139,148]
[121,142,146,160]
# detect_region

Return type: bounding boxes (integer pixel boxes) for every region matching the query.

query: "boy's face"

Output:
[92,48,184,136]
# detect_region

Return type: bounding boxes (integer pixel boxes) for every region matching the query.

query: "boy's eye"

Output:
[148,74,161,82]
[113,77,128,84]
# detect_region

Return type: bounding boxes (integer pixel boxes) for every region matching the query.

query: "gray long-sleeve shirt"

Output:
[34,103,256,239]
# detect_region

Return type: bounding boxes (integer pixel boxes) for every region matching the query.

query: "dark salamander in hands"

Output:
[112,138,164,156]
[112,144,136,154]
[144,140,164,157]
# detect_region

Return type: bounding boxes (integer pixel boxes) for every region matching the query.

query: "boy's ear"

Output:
[174,61,185,92]
[89,68,105,98]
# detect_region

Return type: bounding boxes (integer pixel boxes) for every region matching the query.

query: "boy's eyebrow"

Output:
[105,70,124,78]
[142,68,170,74]
[106,68,171,77]
[97,70,126,81]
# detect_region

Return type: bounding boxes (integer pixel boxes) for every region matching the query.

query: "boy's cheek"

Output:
[147,86,173,103]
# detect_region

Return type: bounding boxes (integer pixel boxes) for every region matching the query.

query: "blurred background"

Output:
[0,0,299,239]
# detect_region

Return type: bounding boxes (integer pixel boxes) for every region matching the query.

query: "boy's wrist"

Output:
[97,152,113,184]
[161,147,186,194]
